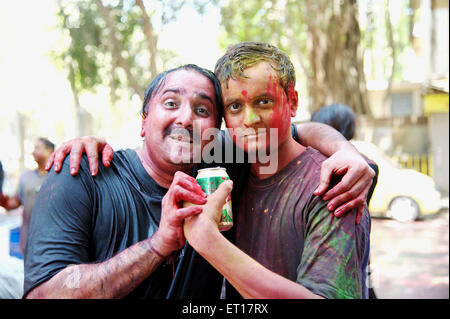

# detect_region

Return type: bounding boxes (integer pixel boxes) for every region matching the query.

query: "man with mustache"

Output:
[24,65,227,298]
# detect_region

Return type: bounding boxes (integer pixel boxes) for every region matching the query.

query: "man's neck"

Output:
[36,162,48,176]
[250,136,305,180]
[137,147,194,189]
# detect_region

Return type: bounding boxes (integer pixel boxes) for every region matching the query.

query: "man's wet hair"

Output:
[38,137,55,152]
[141,64,224,126]
[311,103,356,141]
[214,42,296,95]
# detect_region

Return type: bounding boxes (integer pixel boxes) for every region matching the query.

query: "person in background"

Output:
[311,102,379,298]
[0,137,55,255]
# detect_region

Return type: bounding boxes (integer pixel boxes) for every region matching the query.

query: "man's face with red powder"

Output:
[221,61,298,155]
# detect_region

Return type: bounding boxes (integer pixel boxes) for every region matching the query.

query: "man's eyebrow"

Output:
[255,92,275,99]
[223,97,240,105]
[197,92,215,105]
[161,88,213,104]
[223,93,274,105]
[162,88,183,95]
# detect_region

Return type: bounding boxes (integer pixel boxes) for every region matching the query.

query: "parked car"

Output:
[352,140,446,222]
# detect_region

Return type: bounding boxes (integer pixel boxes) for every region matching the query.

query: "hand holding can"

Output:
[183,167,233,231]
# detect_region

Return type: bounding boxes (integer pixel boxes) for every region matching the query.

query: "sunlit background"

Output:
[1,1,448,194]
[0,0,225,187]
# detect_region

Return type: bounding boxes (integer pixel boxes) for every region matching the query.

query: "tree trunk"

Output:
[304,0,371,116]
[136,0,158,80]
[68,73,91,136]
[383,0,397,109]
[430,0,438,76]
[95,0,145,102]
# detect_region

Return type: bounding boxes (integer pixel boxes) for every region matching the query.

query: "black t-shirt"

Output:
[24,147,235,298]
[367,162,379,205]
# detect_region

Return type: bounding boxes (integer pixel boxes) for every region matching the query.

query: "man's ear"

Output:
[140,115,147,138]
[287,83,299,117]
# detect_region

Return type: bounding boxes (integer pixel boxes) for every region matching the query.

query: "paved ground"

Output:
[370,210,449,299]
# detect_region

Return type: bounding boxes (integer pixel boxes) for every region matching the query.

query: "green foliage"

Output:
[210,0,418,114]
[51,0,214,104]
[359,0,417,82]
[52,0,161,102]
[51,0,418,114]
[218,0,297,52]
[214,0,311,79]
[55,0,102,93]
[160,0,212,23]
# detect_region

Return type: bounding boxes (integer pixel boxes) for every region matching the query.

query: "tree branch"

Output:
[95,0,144,101]
[136,0,158,79]
[383,0,396,108]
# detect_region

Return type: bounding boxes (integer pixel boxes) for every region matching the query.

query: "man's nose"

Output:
[243,106,261,127]
[175,103,194,129]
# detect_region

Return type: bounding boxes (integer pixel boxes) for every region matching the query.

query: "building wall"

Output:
[356,116,429,154]
[428,113,449,195]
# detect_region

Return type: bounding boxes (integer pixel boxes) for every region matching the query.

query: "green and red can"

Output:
[196,167,233,231]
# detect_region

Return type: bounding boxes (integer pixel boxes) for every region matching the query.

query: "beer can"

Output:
[193,167,233,231]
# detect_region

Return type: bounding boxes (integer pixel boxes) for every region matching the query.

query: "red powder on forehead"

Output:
[266,75,273,96]
[265,73,291,138]
[241,90,247,97]
[266,74,282,100]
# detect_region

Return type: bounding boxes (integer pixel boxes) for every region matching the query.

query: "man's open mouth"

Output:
[240,129,267,138]
[168,134,193,143]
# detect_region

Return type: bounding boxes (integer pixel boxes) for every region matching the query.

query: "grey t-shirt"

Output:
[17,169,47,253]
[236,147,371,299]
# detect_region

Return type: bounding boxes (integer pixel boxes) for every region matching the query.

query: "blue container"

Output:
[9,226,22,259]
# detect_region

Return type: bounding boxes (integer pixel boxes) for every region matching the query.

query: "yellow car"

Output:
[352,141,446,222]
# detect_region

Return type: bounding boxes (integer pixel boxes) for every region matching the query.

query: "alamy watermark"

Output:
[166,120,280,175]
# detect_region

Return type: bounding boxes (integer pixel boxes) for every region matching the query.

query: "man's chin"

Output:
[167,152,195,165]
[240,143,274,158]
[167,146,203,165]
